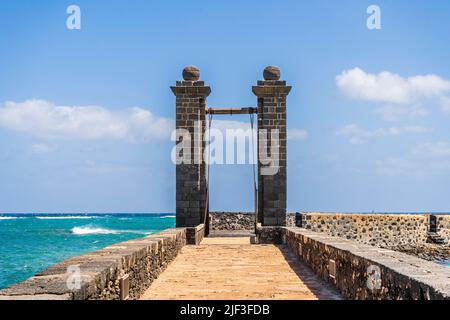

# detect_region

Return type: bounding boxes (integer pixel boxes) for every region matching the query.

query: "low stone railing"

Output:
[0,228,187,300]
[282,227,450,300]
[295,213,430,247]
[186,223,205,245]
[289,212,450,246]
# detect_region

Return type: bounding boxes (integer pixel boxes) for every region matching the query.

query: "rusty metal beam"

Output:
[206,107,257,115]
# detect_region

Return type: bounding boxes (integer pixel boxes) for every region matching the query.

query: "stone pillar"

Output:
[171,66,210,227]
[253,66,291,226]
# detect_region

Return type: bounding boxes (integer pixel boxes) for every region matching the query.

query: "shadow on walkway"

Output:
[276,244,342,300]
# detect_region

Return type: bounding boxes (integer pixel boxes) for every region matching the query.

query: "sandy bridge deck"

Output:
[140,237,341,300]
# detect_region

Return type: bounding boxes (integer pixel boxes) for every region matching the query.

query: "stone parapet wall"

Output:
[0,228,187,300]
[209,212,255,231]
[286,213,297,227]
[186,224,205,245]
[282,227,450,300]
[297,213,430,248]
[255,225,283,244]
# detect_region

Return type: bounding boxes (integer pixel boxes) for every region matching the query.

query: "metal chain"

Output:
[203,113,213,227]
[250,113,258,230]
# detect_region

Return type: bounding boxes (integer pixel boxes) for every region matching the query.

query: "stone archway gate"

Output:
[171,66,291,232]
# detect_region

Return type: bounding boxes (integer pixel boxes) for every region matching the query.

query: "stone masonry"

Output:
[437,215,450,243]
[0,228,187,300]
[209,212,255,231]
[253,67,291,226]
[173,66,291,228]
[297,213,431,247]
[172,66,210,227]
[282,227,450,300]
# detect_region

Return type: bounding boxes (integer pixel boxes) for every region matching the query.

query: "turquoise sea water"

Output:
[0,214,175,290]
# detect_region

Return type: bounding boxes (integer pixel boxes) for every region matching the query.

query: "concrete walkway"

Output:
[140,237,341,300]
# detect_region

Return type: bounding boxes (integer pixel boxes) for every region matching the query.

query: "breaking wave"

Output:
[71,227,119,235]
[71,226,152,235]
[37,216,96,220]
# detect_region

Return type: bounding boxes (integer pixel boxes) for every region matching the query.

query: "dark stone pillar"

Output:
[171,66,210,227]
[253,66,291,226]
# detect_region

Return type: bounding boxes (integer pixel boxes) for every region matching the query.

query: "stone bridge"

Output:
[1,67,449,300]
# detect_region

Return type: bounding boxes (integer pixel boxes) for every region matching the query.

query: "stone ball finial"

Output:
[263,66,281,81]
[183,66,200,81]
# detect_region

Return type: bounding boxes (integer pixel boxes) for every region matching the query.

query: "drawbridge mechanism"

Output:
[173,66,290,232]
[203,108,258,237]
[206,107,257,115]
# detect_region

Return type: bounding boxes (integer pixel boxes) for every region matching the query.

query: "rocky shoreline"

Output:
[388,243,450,263]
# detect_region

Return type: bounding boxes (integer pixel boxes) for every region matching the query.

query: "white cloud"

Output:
[32,143,56,154]
[411,142,450,158]
[0,100,173,143]
[336,67,450,104]
[440,96,450,114]
[337,124,430,144]
[288,129,308,141]
[0,102,308,147]
[375,105,428,122]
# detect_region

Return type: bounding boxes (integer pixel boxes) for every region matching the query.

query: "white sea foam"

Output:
[71,226,151,235]
[160,215,176,219]
[0,217,19,220]
[71,227,119,235]
[37,216,96,220]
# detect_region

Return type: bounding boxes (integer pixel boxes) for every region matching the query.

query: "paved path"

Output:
[140,237,341,300]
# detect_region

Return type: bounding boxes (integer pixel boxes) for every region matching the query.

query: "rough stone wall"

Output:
[186,224,205,245]
[283,227,450,300]
[286,213,297,227]
[299,213,429,248]
[209,212,255,231]
[172,79,210,227]
[255,225,283,244]
[437,215,450,242]
[0,228,186,300]
[253,79,291,226]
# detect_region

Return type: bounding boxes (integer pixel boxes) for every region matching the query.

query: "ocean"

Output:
[0,213,448,290]
[0,213,175,290]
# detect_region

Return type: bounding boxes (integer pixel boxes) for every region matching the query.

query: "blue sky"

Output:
[1,0,450,213]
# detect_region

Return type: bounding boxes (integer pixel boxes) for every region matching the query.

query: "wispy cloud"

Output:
[32,143,57,154]
[411,141,450,158]
[336,124,430,144]
[288,129,308,141]
[440,96,450,114]
[378,141,450,176]
[374,105,428,122]
[0,100,173,143]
